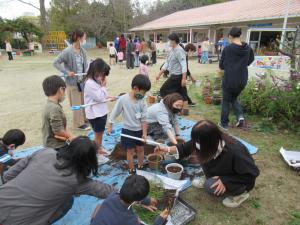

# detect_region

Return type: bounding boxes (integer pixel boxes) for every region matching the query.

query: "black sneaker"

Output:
[188,102,196,107]
[218,122,229,131]
[77,124,91,131]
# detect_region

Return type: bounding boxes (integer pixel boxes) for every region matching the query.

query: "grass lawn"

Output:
[0,49,299,225]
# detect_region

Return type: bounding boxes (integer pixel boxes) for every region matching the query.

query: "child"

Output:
[107,74,151,174]
[117,50,124,67]
[109,43,117,65]
[91,175,169,225]
[197,45,202,63]
[42,75,75,150]
[0,129,26,180]
[84,58,115,155]
[139,55,149,77]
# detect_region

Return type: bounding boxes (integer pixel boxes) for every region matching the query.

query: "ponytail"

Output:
[70,30,85,43]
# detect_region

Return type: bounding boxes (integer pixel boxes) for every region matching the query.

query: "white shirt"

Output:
[109,46,117,55]
[6,43,12,52]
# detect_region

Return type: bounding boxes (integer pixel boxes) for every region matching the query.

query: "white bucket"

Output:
[166,163,184,180]
[195,80,201,87]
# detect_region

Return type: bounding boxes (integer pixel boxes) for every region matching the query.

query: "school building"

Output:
[130,0,300,55]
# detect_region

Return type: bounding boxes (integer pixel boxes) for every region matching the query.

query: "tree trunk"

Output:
[39,0,48,49]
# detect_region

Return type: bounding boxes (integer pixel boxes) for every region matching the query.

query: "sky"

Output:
[0,0,158,19]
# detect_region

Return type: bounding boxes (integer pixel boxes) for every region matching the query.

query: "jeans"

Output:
[221,87,244,126]
[204,178,247,197]
[201,51,208,64]
[134,52,140,67]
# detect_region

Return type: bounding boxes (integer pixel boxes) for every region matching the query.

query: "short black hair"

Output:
[1,129,25,148]
[42,75,66,97]
[55,136,98,181]
[86,58,110,81]
[131,74,151,91]
[229,27,242,38]
[120,175,150,204]
[168,33,180,44]
[140,55,149,65]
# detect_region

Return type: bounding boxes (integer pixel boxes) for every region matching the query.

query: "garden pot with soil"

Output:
[204,96,213,104]
[166,163,183,180]
[147,154,163,170]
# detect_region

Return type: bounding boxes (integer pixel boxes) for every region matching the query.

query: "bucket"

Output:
[166,163,183,180]
[195,80,201,87]
[147,154,163,170]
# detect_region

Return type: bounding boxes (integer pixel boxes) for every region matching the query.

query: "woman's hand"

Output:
[142,198,158,212]
[154,145,168,155]
[210,176,226,196]
[181,78,187,87]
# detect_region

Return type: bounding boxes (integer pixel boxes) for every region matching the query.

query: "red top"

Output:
[119,37,126,49]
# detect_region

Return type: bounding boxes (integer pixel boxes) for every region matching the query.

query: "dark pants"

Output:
[160,75,188,101]
[151,51,157,64]
[7,52,13,60]
[221,87,244,126]
[204,178,247,197]
[126,53,134,69]
[50,197,74,224]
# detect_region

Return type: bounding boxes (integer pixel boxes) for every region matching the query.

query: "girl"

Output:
[117,50,124,67]
[155,120,259,208]
[139,55,149,77]
[147,93,184,145]
[108,43,117,65]
[0,136,115,225]
[84,58,115,155]
[53,29,90,131]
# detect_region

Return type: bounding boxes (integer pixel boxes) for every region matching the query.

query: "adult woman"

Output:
[126,36,135,69]
[0,136,115,225]
[155,120,259,208]
[53,30,89,130]
[179,43,196,106]
[147,93,184,145]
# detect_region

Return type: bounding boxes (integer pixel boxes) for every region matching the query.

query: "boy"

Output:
[0,129,26,185]
[107,74,151,174]
[91,175,169,225]
[42,75,75,150]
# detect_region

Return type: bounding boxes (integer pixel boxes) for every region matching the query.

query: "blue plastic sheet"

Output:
[13,118,258,225]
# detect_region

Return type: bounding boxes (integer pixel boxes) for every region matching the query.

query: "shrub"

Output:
[240,75,300,131]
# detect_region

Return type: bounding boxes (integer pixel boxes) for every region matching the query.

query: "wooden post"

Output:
[190,28,193,43]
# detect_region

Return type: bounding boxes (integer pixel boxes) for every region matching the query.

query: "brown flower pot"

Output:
[147,154,163,170]
[204,96,213,104]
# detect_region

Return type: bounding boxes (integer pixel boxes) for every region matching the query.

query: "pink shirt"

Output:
[139,64,149,76]
[117,52,124,61]
[84,79,109,119]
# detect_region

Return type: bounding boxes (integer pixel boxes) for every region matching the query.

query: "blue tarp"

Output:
[12,118,258,225]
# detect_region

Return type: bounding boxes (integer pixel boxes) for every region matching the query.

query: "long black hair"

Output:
[191,120,234,163]
[86,58,110,82]
[0,129,26,151]
[55,136,98,181]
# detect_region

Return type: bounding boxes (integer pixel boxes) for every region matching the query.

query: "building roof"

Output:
[130,0,300,31]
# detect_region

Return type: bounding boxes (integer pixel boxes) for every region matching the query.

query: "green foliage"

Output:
[240,77,300,131]
[288,211,300,225]
[133,182,164,225]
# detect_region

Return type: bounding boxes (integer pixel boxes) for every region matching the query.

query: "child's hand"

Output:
[160,209,170,219]
[106,124,112,135]
[150,197,158,207]
[142,134,147,143]
[68,71,75,77]
[142,204,157,212]
[107,96,116,102]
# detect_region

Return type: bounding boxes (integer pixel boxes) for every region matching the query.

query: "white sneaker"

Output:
[222,192,249,208]
[192,177,206,189]
[236,117,245,128]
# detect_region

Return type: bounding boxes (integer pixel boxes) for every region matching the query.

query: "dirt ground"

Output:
[0,49,299,225]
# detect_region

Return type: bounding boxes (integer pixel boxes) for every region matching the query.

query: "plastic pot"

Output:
[166,163,183,180]
[147,154,163,170]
